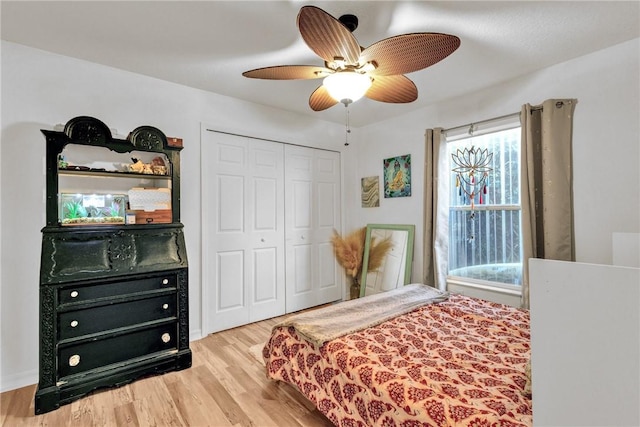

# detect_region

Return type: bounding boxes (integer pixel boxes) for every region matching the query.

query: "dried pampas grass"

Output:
[330,228,393,281]
[330,228,366,278]
[367,235,393,273]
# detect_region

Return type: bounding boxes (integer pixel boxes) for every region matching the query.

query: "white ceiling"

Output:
[2,1,639,127]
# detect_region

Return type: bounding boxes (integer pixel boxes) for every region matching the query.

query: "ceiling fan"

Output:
[242,5,460,111]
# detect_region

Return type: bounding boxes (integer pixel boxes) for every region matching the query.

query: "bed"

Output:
[263,284,532,426]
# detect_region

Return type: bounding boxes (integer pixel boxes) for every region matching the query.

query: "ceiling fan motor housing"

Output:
[339,14,358,32]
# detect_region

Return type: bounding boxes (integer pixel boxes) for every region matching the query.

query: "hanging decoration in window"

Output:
[451,146,493,210]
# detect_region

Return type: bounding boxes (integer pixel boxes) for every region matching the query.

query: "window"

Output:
[445,119,522,289]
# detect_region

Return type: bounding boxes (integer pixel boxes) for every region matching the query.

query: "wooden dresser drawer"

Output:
[58,294,176,340]
[58,274,176,305]
[58,323,177,378]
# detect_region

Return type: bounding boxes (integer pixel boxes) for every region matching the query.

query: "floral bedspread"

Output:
[263,294,532,426]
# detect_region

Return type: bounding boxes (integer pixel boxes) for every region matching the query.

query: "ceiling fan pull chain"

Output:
[344,104,351,146]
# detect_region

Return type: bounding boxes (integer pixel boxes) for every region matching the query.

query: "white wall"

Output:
[352,38,640,283]
[0,41,349,392]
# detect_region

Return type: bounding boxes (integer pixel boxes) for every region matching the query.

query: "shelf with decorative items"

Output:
[48,119,179,227]
[35,116,191,414]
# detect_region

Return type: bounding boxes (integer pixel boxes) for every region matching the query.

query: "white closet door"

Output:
[285,145,342,313]
[202,132,285,333]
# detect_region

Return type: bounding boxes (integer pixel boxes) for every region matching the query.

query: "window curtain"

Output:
[424,99,576,302]
[423,128,449,290]
[520,99,577,308]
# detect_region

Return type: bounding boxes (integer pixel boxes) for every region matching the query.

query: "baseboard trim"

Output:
[1,369,37,393]
[189,329,203,342]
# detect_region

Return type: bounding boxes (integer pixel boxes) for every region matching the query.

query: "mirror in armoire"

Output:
[359,224,415,297]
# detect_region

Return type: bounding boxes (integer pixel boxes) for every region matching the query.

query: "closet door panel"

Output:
[293,245,313,292]
[209,137,251,332]
[292,181,312,228]
[285,145,342,313]
[317,182,337,227]
[315,151,342,303]
[217,251,245,311]
[250,246,282,321]
[253,248,277,301]
[254,178,277,230]
[285,146,313,313]
[218,175,244,232]
[250,171,282,323]
[318,242,337,288]
[203,131,285,333]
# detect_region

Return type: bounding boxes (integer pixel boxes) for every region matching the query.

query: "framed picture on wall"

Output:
[361,176,380,207]
[383,154,411,198]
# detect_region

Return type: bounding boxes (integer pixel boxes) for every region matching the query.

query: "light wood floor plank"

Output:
[1,311,332,427]
[193,367,251,426]
[113,402,140,426]
[164,377,230,427]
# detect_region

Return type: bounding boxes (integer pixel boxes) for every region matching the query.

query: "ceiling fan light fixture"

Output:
[243,6,459,111]
[323,71,372,104]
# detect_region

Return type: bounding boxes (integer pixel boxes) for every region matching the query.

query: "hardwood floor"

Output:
[0,313,334,427]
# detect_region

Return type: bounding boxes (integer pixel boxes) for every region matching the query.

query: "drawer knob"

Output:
[162,303,169,310]
[70,320,79,328]
[69,354,80,367]
[161,333,171,343]
[162,279,169,285]
[70,291,79,298]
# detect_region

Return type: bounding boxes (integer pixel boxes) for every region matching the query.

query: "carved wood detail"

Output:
[39,287,56,388]
[64,116,111,145]
[177,269,189,350]
[128,126,166,151]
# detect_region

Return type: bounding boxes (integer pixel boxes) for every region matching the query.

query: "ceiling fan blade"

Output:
[309,85,339,111]
[297,6,361,66]
[361,33,460,76]
[365,75,418,104]
[243,65,332,80]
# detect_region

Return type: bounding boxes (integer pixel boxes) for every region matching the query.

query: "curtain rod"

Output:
[443,111,521,134]
[443,101,571,134]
